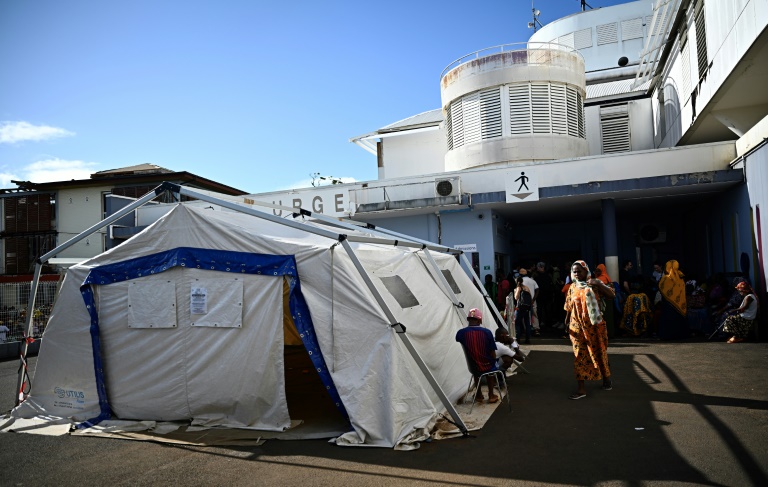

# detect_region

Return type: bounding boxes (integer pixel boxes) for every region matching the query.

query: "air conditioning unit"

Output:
[638,223,667,244]
[435,177,461,197]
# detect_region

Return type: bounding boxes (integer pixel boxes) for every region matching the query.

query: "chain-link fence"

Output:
[0,281,60,344]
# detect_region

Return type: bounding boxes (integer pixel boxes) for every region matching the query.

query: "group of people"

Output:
[464,257,760,403]
[617,260,759,343]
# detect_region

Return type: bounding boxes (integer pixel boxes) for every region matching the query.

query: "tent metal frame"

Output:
[17,182,472,436]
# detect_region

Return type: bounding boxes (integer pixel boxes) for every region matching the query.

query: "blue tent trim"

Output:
[77,247,348,429]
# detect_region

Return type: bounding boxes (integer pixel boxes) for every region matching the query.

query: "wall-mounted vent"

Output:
[621,18,644,41]
[435,177,461,197]
[600,104,631,154]
[574,28,593,49]
[638,224,667,244]
[597,23,618,45]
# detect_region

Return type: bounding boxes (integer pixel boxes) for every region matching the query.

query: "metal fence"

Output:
[0,280,60,343]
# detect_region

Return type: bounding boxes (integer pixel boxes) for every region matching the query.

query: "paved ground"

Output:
[1,337,767,486]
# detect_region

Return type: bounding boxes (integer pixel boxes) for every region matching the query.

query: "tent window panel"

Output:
[379,275,420,308]
[128,280,177,329]
[440,270,462,294]
[189,278,244,328]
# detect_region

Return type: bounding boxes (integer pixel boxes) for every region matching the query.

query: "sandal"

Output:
[569,392,586,400]
[488,395,500,404]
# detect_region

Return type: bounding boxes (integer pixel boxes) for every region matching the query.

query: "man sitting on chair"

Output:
[494,327,526,374]
[455,308,499,404]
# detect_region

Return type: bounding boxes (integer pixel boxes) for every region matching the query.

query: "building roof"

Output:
[91,164,173,178]
[4,165,248,196]
[378,109,443,133]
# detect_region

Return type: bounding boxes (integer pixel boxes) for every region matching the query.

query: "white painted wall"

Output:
[57,187,106,258]
[529,0,654,72]
[654,0,768,147]
[380,128,446,179]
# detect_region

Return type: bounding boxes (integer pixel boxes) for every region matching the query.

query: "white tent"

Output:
[11,187,501,448]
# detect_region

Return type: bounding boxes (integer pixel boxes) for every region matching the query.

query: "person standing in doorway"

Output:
[520,268,540,336]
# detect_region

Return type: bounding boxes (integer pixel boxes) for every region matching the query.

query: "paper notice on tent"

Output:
[505,168,539,203]
[191,287,208,314]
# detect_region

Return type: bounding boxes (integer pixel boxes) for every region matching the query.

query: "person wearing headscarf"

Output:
[722,281,758,343]
[657,260,688,340]
[564,260,615,399]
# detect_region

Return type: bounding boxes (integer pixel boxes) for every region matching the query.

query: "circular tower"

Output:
[440,42,588,171]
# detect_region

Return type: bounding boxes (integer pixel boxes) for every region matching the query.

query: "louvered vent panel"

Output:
[574,28,592,49]
[558,32,575,49]
[550,84,568,135]
[577,93,585,138]
[600,105,630,154]
[566,87,580,137]
[695,7,708,78]
[531,84,551,134]
[646,11,667,37]
[450,100,464,149]
[681,42,692,96]
[480,88,503,139]
[446,107,454,150]
[462,92,482,145]
[621,18,644,40]
[597,23,618,45]
[509,85,531,135]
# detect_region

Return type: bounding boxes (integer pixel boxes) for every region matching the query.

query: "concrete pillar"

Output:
[602,198,619,283]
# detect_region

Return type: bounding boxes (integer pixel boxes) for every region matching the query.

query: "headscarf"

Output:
[568,260,602,325]
[595,263,612,286]
[736,281,754,294]
[659,260,686,315]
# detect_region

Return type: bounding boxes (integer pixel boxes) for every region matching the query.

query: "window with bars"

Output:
[600,104,631,154]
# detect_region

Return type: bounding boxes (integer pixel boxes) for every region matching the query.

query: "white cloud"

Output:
[0,121,75,144]
[22,159,98,183]
[0,172,20,187]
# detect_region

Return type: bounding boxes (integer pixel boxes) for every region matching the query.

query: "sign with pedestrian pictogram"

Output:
[505,168,539,203]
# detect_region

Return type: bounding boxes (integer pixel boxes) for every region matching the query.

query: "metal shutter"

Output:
[558,32,575,49]
[531,83,551,134]
[578,93,585,138]
[694,3,708,78]
[550,84,568,135]
[621,18,644,41]
[480,88,503,139]
[597,23,618,45]
[574,28,593,49]
[567,87,580,137]
[600,104,631,154]
[449,99,464,149]
[462,91,482,145]
[509,84,531,135]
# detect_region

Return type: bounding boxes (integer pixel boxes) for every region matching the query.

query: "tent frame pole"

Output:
[339,238,469,437]
[460,253,508,332]
[14,184,171,406]
[420,248,463,309]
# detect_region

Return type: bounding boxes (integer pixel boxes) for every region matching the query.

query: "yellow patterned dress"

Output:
[566,282,611,381]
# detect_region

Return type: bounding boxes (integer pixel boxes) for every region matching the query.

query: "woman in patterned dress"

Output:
[658,260,688,340]
[722,281,758,343]
[565,260,615,399]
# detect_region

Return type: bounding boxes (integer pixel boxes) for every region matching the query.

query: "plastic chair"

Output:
[460,343,511,414]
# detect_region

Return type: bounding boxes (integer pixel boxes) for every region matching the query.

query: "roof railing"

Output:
[440,41,583,79]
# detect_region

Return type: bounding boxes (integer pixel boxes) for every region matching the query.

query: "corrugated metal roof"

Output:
[379,109,443,132]
[586,79,650,100]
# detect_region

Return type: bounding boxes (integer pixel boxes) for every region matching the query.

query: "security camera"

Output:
[478,214,484,220]
[618,56,629,67]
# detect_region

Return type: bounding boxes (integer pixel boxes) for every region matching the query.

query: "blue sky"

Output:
[0,0,631,194]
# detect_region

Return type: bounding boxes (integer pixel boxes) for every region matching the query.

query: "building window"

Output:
[600,104,631,154]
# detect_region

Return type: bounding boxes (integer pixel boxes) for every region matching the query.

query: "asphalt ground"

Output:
[1,336,767,487]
